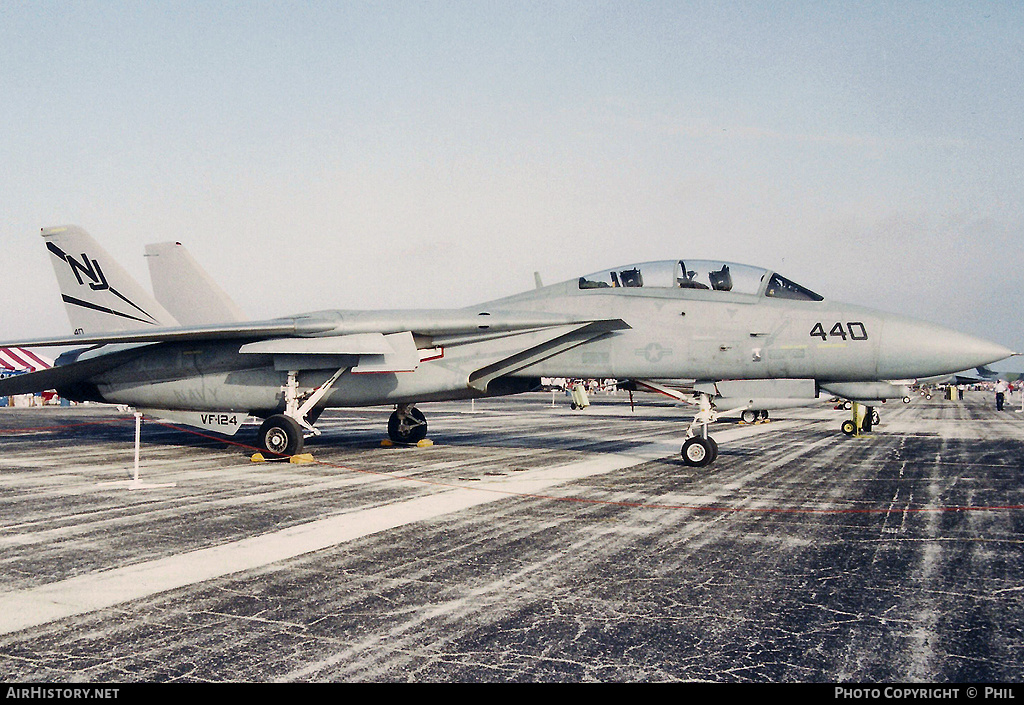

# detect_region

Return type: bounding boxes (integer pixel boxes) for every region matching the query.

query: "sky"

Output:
[1,1,1022,362]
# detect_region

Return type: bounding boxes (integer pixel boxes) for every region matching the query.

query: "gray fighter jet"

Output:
[0,226,1012,466]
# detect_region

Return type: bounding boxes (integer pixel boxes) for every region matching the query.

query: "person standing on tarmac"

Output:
[995,379,1010,411]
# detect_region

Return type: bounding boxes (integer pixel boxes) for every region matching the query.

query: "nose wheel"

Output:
[681,435,718,467]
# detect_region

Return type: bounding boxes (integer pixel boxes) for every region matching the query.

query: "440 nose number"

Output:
[810,322,868,341]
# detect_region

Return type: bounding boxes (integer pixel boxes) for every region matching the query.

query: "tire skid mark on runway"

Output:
[2,396,1023,681]
[281,425,850,680]
[0,420,785,636]
[0,436,697,636]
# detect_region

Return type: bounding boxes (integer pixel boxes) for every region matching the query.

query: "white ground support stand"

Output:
[1017,389,1023,413]
[98,412,177,490]
[570,383,590,410]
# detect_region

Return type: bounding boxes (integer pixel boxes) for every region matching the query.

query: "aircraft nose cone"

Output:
[876,316,1013,379]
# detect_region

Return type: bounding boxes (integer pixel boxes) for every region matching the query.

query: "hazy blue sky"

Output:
[1,1,1022,358]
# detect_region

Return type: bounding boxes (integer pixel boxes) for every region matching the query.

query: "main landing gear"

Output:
[256,404,430,454]
[387,404,428,444]
[255,368,346,456]
[740,409,770,424]
[253,369,433,455]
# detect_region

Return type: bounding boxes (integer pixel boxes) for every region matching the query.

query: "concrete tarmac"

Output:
[0,390,1022,682]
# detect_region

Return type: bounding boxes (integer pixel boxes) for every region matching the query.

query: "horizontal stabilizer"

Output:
[0,348,138,396]
[0,368,60,396]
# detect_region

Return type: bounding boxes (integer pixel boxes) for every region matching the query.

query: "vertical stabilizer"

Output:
[42,226,179,335]
[144,241,247,325]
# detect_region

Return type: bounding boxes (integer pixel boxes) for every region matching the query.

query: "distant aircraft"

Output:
[917,365,1002,388]
[0,226,1013,467]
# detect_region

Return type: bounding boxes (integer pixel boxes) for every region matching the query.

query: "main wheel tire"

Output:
[258,415,304,456]
[741,410,757,424]
[388,407,428,444]
[681,436,716,467]
[841,419,857,436]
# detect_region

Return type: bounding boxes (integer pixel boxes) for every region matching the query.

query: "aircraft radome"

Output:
[0,226,1013,467]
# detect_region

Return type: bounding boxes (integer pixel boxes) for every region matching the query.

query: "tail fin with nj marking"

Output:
[42,225,179,336]
[144,241,247,325]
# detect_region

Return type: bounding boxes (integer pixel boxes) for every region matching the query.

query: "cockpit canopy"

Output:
[577,260,822,301]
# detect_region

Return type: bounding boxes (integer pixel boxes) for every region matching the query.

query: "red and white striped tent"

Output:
[0,347,53,373]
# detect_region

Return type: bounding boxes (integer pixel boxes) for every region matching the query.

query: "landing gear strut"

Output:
[256,367,346,456]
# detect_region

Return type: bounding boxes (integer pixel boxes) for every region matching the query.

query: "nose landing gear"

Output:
[680,393,719,467]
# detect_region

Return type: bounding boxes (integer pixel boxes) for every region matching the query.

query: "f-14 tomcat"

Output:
[0,226,1012,466]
